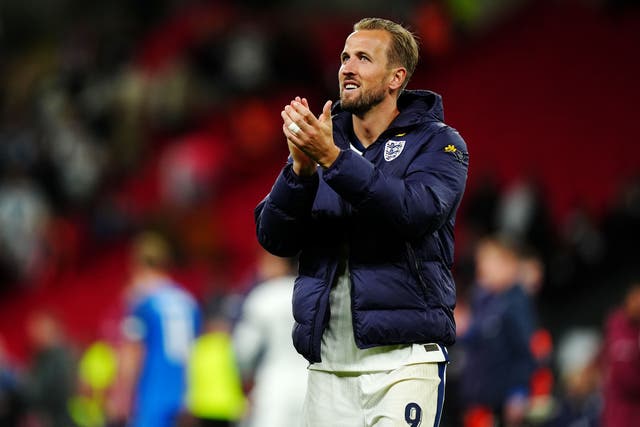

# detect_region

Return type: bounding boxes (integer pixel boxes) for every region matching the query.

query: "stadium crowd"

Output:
[1,0,639,426]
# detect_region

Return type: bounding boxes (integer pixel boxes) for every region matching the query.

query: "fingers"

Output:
[320,100,333,122]
[283,105,307,129]
[281,109,305,140]
[281,96,330,141]
[294,96,310,109]
[288,101,315,126]
[282,100,314,140]
[282,122,300,142]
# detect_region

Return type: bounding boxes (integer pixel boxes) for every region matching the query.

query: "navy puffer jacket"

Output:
[255,90,469,363]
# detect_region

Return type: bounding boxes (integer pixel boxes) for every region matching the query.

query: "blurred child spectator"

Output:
[601,281,640,427]
[25,310,77,427]
[232,250,307,427]
[459,235,537,427]
[107,231,201,427]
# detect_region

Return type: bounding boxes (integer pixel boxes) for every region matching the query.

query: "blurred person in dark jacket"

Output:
[459,235,537,427]
[601,282,640,427]
[25,310,77,427]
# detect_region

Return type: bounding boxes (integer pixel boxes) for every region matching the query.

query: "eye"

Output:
[341,54,349,64]
[360,55,370,62]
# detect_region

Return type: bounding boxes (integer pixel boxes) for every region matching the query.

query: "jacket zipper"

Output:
[407,242,455,320]
[405,241,430,298]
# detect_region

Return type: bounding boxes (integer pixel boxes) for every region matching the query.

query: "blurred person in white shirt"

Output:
[232,250,307,427]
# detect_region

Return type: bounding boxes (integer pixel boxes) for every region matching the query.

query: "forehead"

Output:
[343,29,391,57]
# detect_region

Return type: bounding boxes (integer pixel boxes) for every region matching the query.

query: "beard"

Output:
[340,82,387,116]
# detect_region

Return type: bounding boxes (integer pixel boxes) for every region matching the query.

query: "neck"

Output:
[131,268,168,291]
[352,96,400,148]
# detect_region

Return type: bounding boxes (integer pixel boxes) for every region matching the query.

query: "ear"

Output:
[388,67,407,91]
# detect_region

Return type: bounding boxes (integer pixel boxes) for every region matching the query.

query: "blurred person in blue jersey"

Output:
[108,231,201,427]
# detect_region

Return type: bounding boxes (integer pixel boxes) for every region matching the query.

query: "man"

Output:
[108,232,201,427]
[255,17,468,427]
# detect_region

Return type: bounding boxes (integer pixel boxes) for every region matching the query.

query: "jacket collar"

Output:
[332,89,444,140]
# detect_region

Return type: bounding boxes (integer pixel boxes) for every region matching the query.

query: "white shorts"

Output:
[302,362,447,427]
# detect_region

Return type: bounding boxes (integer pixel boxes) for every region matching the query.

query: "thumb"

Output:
[319,100,333,122]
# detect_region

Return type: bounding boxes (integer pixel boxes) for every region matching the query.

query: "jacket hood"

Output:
[332,89,444,133]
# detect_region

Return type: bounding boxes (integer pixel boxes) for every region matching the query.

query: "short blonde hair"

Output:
[354,18,419,90]
[132,231,171,269]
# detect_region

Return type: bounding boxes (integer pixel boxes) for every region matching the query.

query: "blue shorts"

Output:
[130,402,181,427]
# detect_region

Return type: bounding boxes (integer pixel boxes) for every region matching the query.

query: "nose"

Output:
[340,58,356,76]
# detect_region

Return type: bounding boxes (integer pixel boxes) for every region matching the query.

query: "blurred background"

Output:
[0,0,639,426]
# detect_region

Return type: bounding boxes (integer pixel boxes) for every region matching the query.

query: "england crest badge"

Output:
[384,140,406,161]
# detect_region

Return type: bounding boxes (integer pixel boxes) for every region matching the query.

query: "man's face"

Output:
[339,29,395,116]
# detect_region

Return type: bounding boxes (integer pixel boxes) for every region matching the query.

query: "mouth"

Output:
[342,81,360,91]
